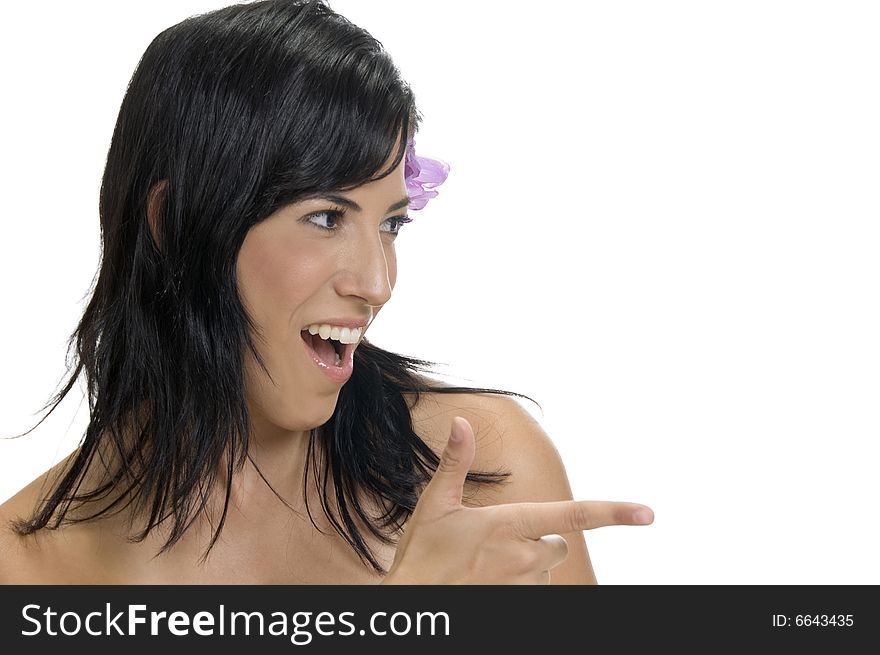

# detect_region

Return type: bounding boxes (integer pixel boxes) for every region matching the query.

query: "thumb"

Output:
[420,416,476,510]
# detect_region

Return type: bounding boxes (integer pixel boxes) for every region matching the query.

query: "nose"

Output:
[333,233,394,308]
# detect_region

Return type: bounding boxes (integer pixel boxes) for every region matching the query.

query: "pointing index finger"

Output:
[514,500,654,539]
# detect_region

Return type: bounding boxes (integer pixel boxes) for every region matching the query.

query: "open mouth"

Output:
[300,329,347,367]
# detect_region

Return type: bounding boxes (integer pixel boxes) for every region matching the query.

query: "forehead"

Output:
[311,150,408,207]
[297,187,410,215]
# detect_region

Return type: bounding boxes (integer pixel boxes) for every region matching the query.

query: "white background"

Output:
[1,1,878,584]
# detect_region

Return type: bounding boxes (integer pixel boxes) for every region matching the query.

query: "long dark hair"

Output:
[9,0,535,575]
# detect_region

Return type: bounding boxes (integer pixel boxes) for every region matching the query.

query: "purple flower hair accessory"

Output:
[404,138,450,210]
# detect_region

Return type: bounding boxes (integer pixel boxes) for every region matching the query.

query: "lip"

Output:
[300,330,356,384]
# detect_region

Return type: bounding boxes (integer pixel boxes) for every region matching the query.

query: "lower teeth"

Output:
[334,351,341,366]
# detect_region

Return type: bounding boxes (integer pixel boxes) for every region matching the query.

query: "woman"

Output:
[0,0,652,584]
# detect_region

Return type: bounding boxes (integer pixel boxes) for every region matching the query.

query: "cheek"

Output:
[237,228,326,331]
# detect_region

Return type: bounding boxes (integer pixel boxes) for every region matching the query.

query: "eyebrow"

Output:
[304,193,411,213]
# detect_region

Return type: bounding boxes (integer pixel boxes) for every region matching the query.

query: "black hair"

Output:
[8,0,535,575]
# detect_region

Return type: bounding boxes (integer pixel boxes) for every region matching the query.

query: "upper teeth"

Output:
[304,324,363,344]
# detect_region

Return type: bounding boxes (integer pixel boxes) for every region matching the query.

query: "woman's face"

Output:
[237,151,409,433]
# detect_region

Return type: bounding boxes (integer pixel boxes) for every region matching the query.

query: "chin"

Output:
[276,394,341,432]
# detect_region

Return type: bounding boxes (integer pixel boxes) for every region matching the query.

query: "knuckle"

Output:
[437,450,461,474]
[501,505,529,538]
[571,503,592,531]
[513,509,532,537]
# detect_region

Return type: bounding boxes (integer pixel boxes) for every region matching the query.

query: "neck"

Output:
[234,404,320,504]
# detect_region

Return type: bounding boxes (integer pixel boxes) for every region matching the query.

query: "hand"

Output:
[383,416,654,585]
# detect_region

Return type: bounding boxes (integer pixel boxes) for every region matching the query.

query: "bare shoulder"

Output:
[406,377,573,507]
[407,375,597,584]
[0,479,43,583]
[0,455,76,584]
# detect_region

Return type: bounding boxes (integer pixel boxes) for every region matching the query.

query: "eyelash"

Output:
[303,206,413,236]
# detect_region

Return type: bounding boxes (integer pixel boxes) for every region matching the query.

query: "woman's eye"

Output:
[305,209,343,231]
[380,216,413,235]
[303,209,413,235]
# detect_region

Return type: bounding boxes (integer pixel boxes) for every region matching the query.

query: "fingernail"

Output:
[634,508,654,525]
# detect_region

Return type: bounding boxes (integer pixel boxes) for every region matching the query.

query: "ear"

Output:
[146,179,168,250]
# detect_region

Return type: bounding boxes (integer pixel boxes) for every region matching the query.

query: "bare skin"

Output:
[0,140,653,584]
[0,390,652,584]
